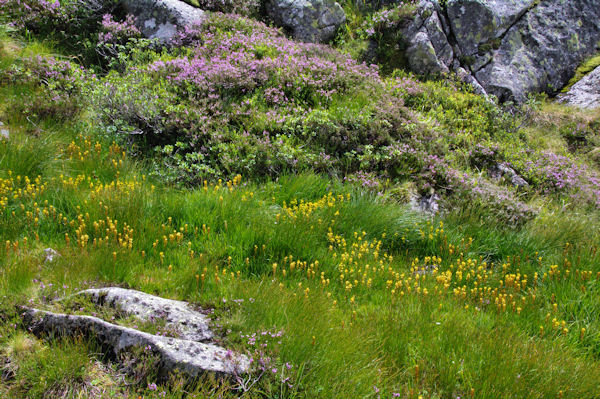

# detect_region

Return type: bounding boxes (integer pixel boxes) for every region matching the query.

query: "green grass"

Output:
[1,23,600,399]
[1,101,600,397]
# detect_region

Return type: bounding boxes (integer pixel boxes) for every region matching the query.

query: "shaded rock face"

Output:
[404,3,453,75]
[559,66,600,109]
[266,0,346,43]
[119,0,205,40]
[21,288,249,379]
[401,0,600,102]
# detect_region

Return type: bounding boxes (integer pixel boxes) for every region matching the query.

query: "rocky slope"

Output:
[115,0,600,103]
[401,0,600,102]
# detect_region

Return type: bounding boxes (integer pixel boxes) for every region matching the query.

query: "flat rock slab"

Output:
[76,287,212,341]
[22,308,250,377]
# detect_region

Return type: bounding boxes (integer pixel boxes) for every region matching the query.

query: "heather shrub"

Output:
[86,12,600,219]
[508,150,600,208]
[401,76,520,149]
[0,55,90,119]
[91,13,424,183]
[358,1,419,73]
[445,168,537,226]
[95,14,161,73]
[405,78,600,209]
[4,6,594,221]
[559,121,600,153]
[0,0,117,64]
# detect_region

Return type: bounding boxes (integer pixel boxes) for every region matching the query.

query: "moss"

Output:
[181,0,201,7]
[562,53,600,92]
[459,55,476,66]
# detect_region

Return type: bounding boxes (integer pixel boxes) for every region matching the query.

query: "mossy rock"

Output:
[562,53,600,92]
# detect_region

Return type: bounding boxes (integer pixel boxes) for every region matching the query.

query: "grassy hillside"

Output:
[0,2,600,398]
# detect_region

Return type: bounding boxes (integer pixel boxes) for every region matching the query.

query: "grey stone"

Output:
[446,0,535,58]
[266,0,346,43]
[406,31,450,75]
[402,1,450,75]
[76,287,212,341]
[410,193,440,214]
[424,8,454,66]
[490,163,529,188]
[413,264,438,275]
[119,0,205,41]
[21,308,249,377]
[455,66,487,95]
[43,248,59,263]
[398,0,600,102]
[475,0,600,102]
[559,66,600,109]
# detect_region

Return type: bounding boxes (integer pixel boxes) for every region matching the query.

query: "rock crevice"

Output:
[401,0,600,102]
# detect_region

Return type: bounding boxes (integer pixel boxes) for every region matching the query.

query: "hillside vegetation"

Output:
[0,1,600,398]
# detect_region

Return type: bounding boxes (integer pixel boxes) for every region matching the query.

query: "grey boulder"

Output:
[490,163,529,188]
[266,0,346,43]
[119,0,205,41]
[411,193,440,214]
[475,0,600,102]
[446,0,535,61]
[399,0,600,102]
[559,66,600,109]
